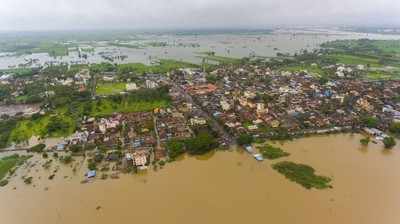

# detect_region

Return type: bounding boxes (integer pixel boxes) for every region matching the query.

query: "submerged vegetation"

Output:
[0,154,32,185]
[272,161,332,189]
[258,144,290,159]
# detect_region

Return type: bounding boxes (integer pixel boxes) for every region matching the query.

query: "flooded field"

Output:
[1,134,400,224]
[1,29,400,69]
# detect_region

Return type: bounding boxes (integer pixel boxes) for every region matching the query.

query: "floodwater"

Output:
[1,134,400,224]
[1,29,400,69]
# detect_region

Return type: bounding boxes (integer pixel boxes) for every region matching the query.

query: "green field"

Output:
[366,70,400,80]
[325,54,382,67]
[280,64,326,77]
[90,99,168,117]
[96,82,127,95]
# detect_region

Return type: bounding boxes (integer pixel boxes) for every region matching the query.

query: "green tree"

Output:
[383,136,396,149]
[237,133,254,146]
[166,139,185,159]
[389,122,400,135]
[185,132,217,155]
[361,116,379,128]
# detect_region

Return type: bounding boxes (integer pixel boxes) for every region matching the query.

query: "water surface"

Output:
[1,134,399,224]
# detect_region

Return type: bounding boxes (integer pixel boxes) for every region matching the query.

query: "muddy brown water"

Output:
[1,133,400,224]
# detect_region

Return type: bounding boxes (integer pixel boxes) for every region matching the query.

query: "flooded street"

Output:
[1,134,400,224]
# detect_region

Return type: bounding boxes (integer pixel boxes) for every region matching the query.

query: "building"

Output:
[126,83,138,91]
[146,80,158,89]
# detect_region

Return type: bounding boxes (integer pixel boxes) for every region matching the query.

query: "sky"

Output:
[0,0,399,31]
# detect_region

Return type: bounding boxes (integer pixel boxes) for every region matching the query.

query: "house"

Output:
[146,80,158,89]
[126,83,138,91]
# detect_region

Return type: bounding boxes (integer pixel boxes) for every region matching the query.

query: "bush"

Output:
[29,143,46,153]
[361,116,379,128]
[87,160,97,170]
[0,179,8,187]
[383,136,396,149]
[360,137,370,146]
[23,176,33,184]
[69,144,84,153]
[59,155,73,164]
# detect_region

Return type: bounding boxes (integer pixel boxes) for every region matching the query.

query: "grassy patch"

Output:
[280,64,326,77]
[96,82,127,95]
[258,144,290,159]
[272,161,332,189]
[366,70,400,80]
[326,54,382,67]
[0,154,32,181]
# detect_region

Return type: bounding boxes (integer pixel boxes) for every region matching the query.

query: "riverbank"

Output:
[0,133,400,224]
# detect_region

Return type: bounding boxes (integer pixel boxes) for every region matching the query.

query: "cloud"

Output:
[0,0,399,30]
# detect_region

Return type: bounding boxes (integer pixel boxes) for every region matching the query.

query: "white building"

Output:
[126,83,138,91]
[145,80,158,89]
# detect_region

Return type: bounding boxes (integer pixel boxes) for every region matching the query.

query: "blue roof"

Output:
[254,154,264,161]
[87,170,96,178]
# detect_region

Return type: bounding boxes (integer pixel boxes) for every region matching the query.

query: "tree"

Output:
[383,136,396,149]
[166,139,185,159]
[46,116,70,136]
[361,116,379,128]
[185,132,217,155]
[237,133,254,146]
[389,122,400,135]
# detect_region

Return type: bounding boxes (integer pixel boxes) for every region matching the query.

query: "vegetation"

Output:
[96,82,127,95]
[258,144,290,159]
[361,116,379,128]
[59,155,73,164]
[272,161,332,189]
[166,139,185,160]
[0,154,32,181]
[360,137,370,146]
[0,119,18,148]
[0,87,171,146]
[184,132,218,155]
[321,39,400,80]
[0,40,71,57]
[383,136,396,149]
[389,122,400,135]
[280,64,326,78]
[28,143,46,153]
[237,133,254,146]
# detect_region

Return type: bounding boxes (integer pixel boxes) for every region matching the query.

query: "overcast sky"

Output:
[0,0,399,31]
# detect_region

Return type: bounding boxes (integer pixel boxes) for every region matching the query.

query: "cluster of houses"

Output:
[172,64,400,140]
